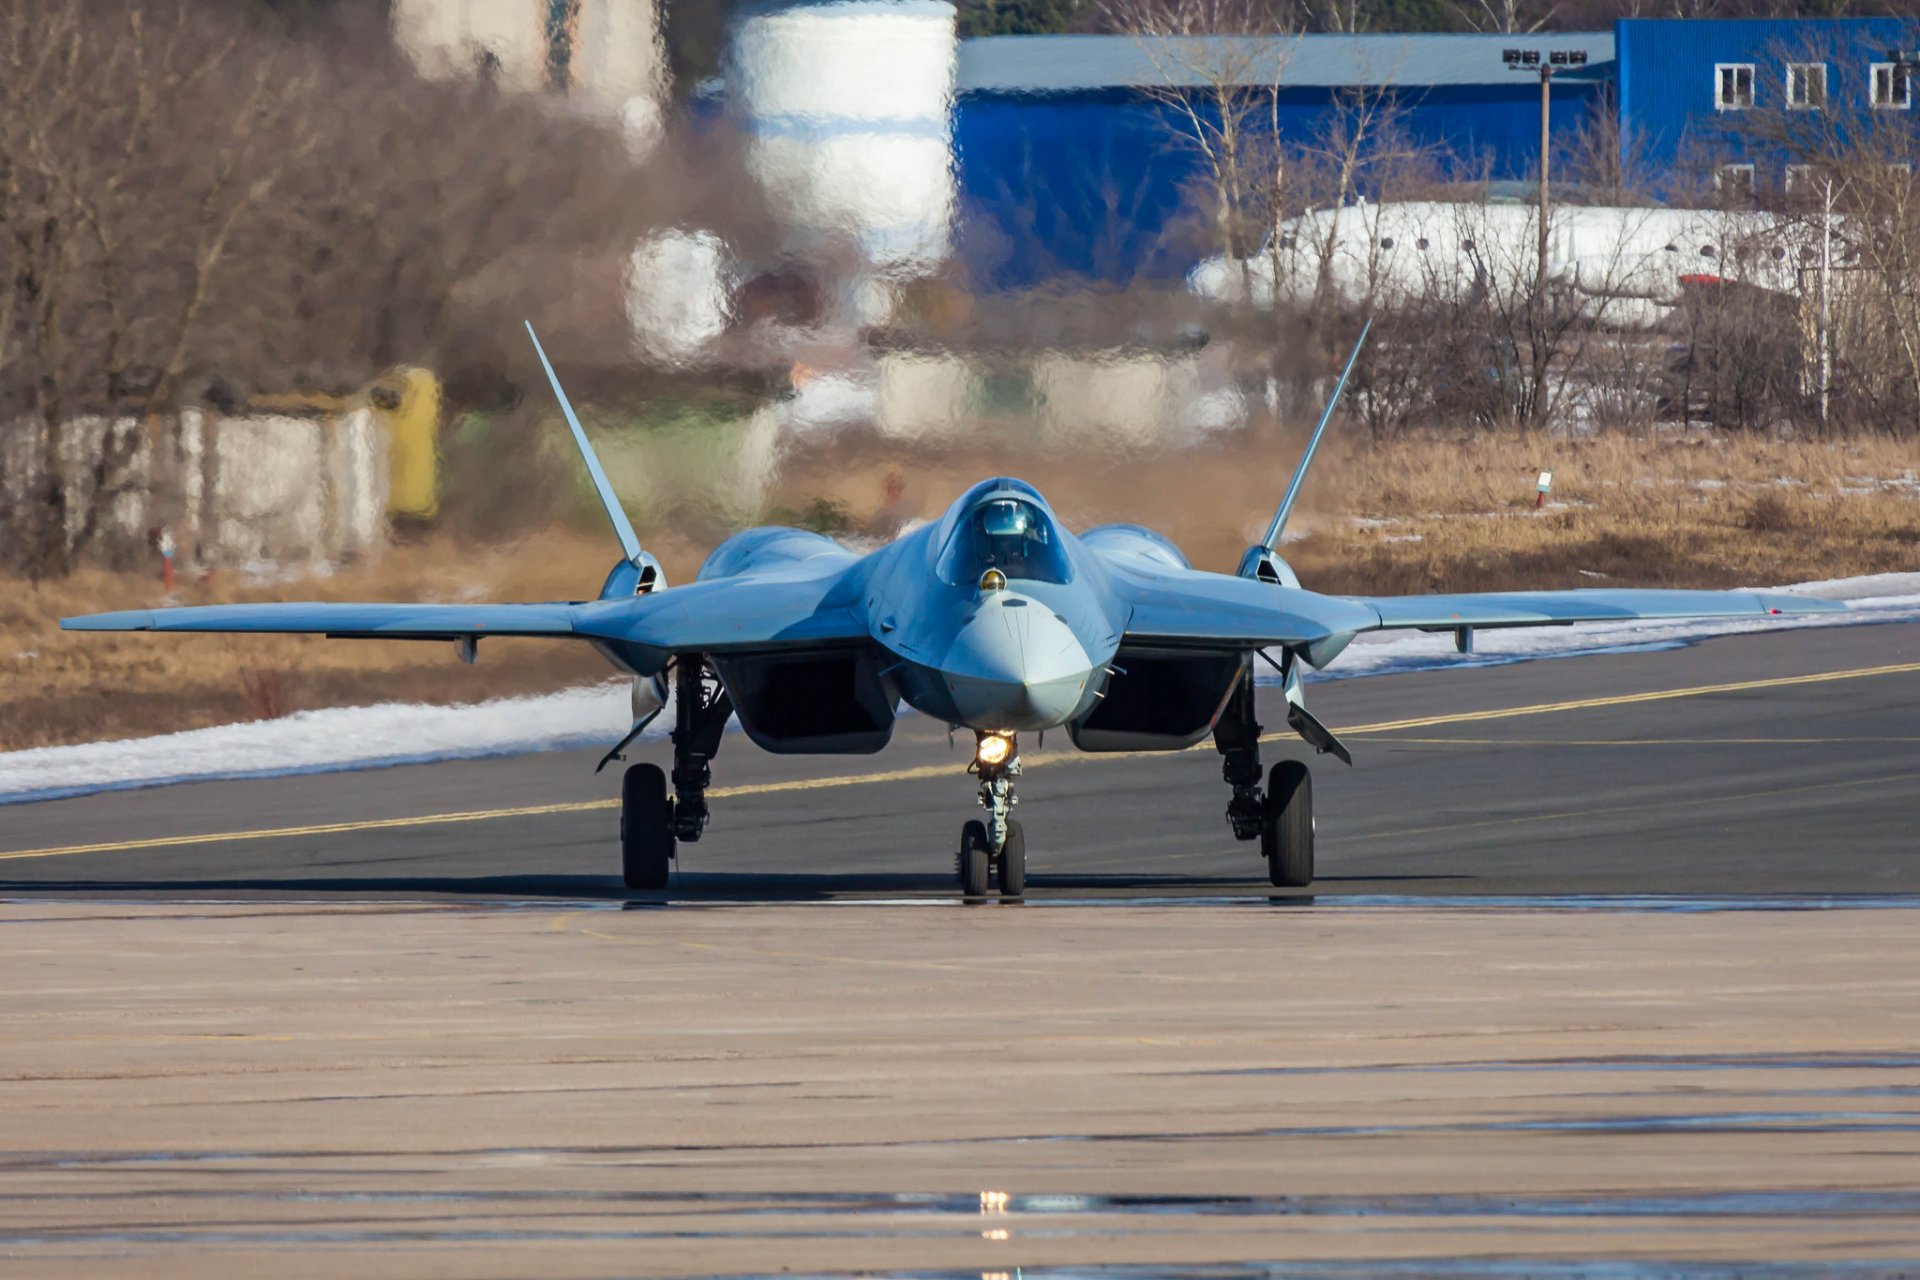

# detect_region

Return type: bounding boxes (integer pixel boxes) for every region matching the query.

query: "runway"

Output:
[4,620,1918,899]
[6,621,1920,1277]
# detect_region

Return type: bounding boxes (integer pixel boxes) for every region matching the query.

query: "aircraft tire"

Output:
[958,820,991,898]
[998,819,1027,898]
[1263,760,1314,888]
[621,763,675,890]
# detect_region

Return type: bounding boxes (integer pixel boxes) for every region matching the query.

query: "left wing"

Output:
[62,602,581,639]
[1106,566,1380,650]
[1349,588,1845,632]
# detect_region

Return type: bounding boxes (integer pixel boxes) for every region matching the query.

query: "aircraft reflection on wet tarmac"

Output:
[7,1177,1920,1275]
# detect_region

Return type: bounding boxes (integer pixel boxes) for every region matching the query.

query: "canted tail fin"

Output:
[525,320,645,565]
[1258,317,1372,553]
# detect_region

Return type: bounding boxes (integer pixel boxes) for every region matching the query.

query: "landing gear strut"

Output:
[670,657,732,843]
[618,656,732,891]
[1216,668,1266,842]
[1213,666,1315,888]
[958,731,1024,899]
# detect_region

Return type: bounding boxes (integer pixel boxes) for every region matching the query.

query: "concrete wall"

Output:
[3,411,391,571]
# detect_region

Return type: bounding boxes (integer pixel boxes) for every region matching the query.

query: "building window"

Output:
[1785,164,1818,198]
[1871,63,1912,109]
[1716,164,1755,199]
[1786,63,1826,109]
[1716,63,1755,110]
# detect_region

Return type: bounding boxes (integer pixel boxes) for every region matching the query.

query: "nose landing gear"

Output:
[958,731,1025,899]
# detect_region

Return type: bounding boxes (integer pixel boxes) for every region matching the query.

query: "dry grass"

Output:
[6,431,1917,751]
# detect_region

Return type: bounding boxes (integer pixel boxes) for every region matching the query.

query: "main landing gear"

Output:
[1214,670,1314,888]
[620,658,733,890]
[958,731,1025,899]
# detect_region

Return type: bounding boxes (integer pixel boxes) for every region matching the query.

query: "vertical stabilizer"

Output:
[525,321,645,564]
[1259,317,1372,553]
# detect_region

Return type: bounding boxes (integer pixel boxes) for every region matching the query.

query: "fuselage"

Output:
[697,478,1142,734]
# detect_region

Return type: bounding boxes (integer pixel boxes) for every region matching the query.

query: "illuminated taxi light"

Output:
[975,734,1013,767]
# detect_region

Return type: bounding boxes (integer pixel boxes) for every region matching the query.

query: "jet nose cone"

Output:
[941,592,1096,731]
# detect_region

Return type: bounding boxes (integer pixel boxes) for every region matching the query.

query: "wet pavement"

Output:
[2,899,1918,1278]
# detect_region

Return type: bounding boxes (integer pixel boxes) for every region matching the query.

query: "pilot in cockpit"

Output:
[941,498,1073,585]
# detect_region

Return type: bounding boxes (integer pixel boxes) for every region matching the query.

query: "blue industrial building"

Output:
[953,32,1614,289]
[1615,17,1920,191]
[951,18,1920,291]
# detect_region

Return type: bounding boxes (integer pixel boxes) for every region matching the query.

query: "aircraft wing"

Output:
[62,602,582,639]
[63,577,872,667]
[1348,588,1846,632]
[1110,569,1380,648]
[569,577,868,656]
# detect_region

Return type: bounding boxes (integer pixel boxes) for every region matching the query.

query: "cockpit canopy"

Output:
[935,487,1073,586]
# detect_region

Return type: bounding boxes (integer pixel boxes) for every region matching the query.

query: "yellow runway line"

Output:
[5,659,1918,864]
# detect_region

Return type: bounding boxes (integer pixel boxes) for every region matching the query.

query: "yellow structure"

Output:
[372,367,444,522]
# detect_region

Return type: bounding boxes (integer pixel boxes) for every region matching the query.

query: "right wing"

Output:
[571,575,869,662]
[64,575,872,672]
[62,602,581,639]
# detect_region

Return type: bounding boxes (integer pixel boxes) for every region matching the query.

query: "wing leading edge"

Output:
[1349,588,1845,632]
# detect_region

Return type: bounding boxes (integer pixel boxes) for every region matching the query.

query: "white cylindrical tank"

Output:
[727,1,957,272]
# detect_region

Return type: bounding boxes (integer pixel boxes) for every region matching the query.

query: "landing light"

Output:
[980,568,1007,592]
[976,733,1014,767]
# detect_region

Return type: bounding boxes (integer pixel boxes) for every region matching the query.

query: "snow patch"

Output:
[0,683,649,806]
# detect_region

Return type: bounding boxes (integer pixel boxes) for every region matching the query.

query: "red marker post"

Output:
[150,526,176,592]
[1534,469,1553,510]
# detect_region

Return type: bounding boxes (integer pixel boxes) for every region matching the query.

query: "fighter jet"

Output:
[65,322,1843,896]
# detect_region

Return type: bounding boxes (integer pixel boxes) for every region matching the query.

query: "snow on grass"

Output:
[5,573,1918,806]
[0,683,651,806]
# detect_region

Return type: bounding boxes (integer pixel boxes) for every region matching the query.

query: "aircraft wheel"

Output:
[998,819,1027,899]
[621,763,675,890]
[1263,760,1314,888]
[958,820,991,898]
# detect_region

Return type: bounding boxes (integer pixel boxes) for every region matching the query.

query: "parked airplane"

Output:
[65,322,1841,895]
[1190,201,1820,327]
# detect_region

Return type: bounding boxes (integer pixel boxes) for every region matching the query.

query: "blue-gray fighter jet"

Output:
[65,322,1843,895]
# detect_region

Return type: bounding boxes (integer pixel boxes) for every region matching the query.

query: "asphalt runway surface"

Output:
[5,620,1920,901]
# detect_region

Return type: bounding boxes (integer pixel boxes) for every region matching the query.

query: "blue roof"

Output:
[957,32,1616,94]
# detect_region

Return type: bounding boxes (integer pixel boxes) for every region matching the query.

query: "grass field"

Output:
[6,431,1917,751]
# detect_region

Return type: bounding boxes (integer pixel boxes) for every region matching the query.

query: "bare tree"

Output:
[0,0,699,576]
[1449,0,1558,34]
[1733,41,1920,434]
[1100,0,1300,300]
[0,0,326,575]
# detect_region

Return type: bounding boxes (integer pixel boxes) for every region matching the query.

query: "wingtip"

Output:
[61,611,155,632]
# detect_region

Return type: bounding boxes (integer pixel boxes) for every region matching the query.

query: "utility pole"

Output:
[1504,48,1588,303]
[1504,46,1588,424]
